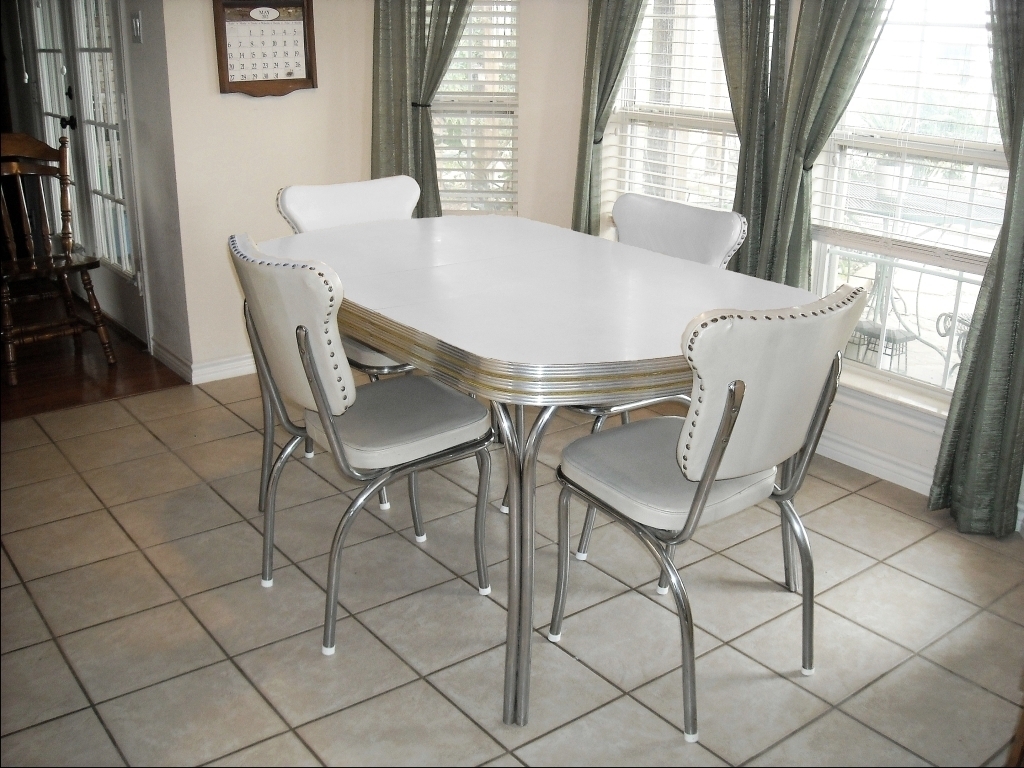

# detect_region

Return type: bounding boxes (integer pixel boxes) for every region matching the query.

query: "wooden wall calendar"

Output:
[213,1,317,97]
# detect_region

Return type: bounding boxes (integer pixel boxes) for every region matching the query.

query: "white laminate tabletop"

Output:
[260,215,815,370]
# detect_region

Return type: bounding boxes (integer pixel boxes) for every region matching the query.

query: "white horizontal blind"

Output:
[601,0,738,234]
[812,0,1007,271]
[433,1,517,213]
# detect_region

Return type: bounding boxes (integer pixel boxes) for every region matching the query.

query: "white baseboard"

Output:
[150,338,192,382]
[189,353,256,385]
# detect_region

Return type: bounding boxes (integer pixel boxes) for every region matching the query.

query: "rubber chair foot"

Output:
[303,451,315,459]
[379,502,391,511]
[684,731,699,743]
[575,551,588,561]
[656,585,669,595]
[547,632,561,642]
[801,667,815,676]
[321,645,336,656]
[478,586,491,596]
[415,533,427,543]
[260,578,273,588]
[499,504,509,514]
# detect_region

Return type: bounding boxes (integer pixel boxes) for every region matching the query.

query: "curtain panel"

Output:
[371,0,472,218]
[571,0,646,235]
[717,0,888,287]
[929,0,1024,537]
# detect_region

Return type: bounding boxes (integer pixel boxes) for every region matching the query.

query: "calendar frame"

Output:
[213,0,317,97]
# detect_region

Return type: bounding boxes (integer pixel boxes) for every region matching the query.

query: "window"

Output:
[433,1,518,214]
[601,0,738,233]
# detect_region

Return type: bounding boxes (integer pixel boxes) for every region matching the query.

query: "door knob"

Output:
[60,115,78,130]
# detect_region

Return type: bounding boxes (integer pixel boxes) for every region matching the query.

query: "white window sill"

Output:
[838,362,951,421]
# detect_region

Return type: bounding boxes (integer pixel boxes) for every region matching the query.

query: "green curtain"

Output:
[929,0,1024,537]
[717,0,888,287]
[571,0,647,235]
[371,0,471,218]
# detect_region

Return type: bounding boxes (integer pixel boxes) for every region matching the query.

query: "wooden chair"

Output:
[1,132,115,385]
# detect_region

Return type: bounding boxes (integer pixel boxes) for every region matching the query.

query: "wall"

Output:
[161,0,375,382]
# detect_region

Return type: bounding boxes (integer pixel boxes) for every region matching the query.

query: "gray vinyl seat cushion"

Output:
[304,375,491,470]
[562,417,777,531]
[342,335,404,369]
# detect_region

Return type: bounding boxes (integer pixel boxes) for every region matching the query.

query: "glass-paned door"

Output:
[29,0,137,277]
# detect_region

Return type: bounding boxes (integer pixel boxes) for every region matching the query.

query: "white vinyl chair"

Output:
[229,235,495,656]
[571,193,748,557]
[548,285,867,743]
[273,175,421,514]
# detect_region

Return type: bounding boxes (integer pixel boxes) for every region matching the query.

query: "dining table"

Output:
[259,214,816,726]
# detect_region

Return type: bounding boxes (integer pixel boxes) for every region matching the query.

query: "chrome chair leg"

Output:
[779,499,815,675]
[548,484,573,641]
[378,487,390,511]
[410,472,425,542]
[781,511,800,592]
[303,434,315,459]
[262,433,304,587]
[620,410,630,425]
[575,415,608,560]
[655,543,677,594]
[474,448,492,595]
[258,386,275,514]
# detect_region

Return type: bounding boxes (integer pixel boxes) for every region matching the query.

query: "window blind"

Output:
[433,1,517,214]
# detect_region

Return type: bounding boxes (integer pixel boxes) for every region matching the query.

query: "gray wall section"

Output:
[120,0,192,371]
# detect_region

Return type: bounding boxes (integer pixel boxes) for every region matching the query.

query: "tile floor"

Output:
[1,374,1022,766]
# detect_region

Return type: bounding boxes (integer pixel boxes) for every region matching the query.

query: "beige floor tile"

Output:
[986,745,1013,767]
[399,506,513,578]
[802,495,936,559]
[532,480,612,543]
[0,418,49,453]
[225,396,267,430]
[98,660,285,766]
[361,580,508,674]
[27,551,174,636]
[298,533,455,614]
[581,523,713,588]
[958,530,1024,564]
[859,479,949,525]
[187,564,330,655]
[991,583,1024,625]
[60,602,224,702]
[1,584,50,654]
[748,710,927,766]
[211,461,340,519]
[808,454,877,492]
[121,385,217,422]
[634,645,829,765]
[1,444,75,490]
[0,641,88,736]
[82,452,201,506]
[923,611,1024,704]
[200,374,263,405]
[537,423,593,470]
[0,709,124,767]
[110,484,243,548]
[485,543,630,627]
[557,591,721,691]
[887,529,1024,606]
[251,494,390,563]
[299,680,503,766]
[145,405,253,450]
[1,550,17,587]
[434,454,509,502]
[667,555,801,641]
[176,431,266,482]
[514,695,724,767]
[819,563,978,651]
[57,424,167,472]
[35,400,136,441]
[692,506,780,552]
[482,755,524,767]
[428,637,619,749]
[3,510,135,581]
[299,450,363,492]
[732,606,911,704]
[236,624,417,726]
[146,521,266,597]
[210,733,320,767]
[841,656,1020,766]
[790,475,850,515]
[1,474,103,534]
[362,471,480,532]
[722,526,875,594]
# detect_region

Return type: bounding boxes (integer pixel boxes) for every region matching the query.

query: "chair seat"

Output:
[305,375,490,470]
[562,417,777,531]
[342,335,405,369]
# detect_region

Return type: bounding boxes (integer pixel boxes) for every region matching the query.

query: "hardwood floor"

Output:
[1,300,185,421]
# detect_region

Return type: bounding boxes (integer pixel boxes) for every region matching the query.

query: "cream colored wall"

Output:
[162,0,374,375]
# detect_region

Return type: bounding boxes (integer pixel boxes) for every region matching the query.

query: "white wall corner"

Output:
[188,353,256,385]
[817,383,945,497]
[150,337,192,382]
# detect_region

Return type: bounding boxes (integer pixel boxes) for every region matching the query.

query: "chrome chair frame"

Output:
[548,353,842,742]
[295,324,494,655]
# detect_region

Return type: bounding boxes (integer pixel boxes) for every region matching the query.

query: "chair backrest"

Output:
[277,175,421,233]
[229,234,356,416]
[1,133,73,272]
[612,193,746,268]
[678,285,867,482]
